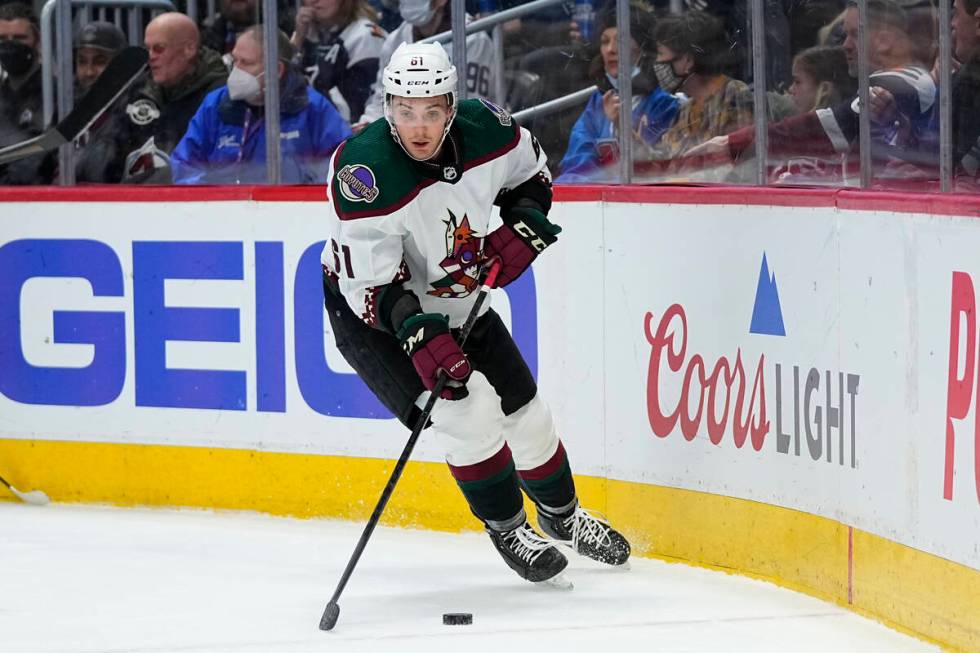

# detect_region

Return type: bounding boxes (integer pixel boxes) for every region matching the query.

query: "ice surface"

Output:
[0,503,937,653]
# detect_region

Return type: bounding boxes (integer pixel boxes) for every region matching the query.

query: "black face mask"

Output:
[0,40,37,77]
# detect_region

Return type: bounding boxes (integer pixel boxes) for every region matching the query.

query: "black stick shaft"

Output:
[320,262,501,629]
[0,47,147,166]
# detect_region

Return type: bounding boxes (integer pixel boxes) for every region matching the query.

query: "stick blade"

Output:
[55,46,148,143]
[11,487,49,505]
[319,602,340,631]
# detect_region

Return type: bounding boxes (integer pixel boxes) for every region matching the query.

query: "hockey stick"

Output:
[319,260,502,632]
[0,46,148,166]
[0,473,49,505]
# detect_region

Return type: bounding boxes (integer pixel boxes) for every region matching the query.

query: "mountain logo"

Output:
[749,253,786,336]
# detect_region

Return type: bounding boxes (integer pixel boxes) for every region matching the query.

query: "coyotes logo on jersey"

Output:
[428,210,484,298]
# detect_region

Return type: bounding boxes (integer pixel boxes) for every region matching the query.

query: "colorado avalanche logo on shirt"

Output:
[337,164,380,203]
[479,99,512,127]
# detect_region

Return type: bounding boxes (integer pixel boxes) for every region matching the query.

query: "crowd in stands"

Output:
[0,0,979,190]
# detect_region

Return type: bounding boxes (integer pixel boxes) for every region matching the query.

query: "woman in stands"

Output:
[291,0,386,123]
[556,5,679,183]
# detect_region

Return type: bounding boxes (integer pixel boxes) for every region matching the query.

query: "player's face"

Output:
[75,47,113,92]
[391,95,452,160]
[788,60,819,113]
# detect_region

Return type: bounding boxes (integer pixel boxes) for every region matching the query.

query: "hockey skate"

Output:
[486,520,569,583]
[537,502,631,566]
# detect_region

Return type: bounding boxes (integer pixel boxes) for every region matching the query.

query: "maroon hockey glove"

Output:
[397,313,471,400]
[483,207,561,287]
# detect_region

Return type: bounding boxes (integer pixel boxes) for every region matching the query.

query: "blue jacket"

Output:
[172,72,352,184]
[556,86,678,183]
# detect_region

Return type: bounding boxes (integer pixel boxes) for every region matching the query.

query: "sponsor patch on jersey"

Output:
[479,98,512,127]
[126,99,161,126]
[337,164,380,203]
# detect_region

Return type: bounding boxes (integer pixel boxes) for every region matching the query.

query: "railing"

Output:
[25,0,967,192]
[41,0,175,184]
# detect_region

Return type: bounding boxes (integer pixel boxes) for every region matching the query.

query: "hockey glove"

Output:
[483,207,562,287]
[398,313,472,400]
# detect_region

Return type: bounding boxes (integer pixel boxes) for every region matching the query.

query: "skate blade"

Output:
[536,572,573,591]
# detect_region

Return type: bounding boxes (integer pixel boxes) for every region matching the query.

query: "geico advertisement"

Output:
[0,202,537,463]
[600,202,977,571]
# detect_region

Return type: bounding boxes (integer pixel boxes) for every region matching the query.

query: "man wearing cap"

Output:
[171,25,350,184]
[75,21,126,96]
[73,22,130,183]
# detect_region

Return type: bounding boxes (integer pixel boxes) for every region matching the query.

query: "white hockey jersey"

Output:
[356,18,496,124]
[321,98,550,329]
[298,18,386,123]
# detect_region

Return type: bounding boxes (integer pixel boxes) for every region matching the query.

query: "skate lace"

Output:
[565,507,614,550]
[504,525,553,565]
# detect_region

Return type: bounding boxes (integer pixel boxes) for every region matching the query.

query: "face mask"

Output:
[653,59,689,94]
[0,40,37,77]
[605,65,641,91]
[227,66,263,102]
[400,0,437,27]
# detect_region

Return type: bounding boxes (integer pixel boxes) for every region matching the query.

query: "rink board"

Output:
[0,185,978,651]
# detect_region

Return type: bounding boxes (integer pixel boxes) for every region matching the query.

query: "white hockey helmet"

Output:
[382,42,458,160]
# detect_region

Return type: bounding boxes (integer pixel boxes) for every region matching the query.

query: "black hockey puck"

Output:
[442,612,473,625]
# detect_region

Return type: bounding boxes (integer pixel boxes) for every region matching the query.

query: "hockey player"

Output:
[320,41,631,583]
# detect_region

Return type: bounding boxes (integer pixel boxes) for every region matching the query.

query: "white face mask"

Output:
[227,66,264,102]
[400,0,437,27]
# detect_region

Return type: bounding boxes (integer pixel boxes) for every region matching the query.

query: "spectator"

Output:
[353,0,495,131]
[171,26,351,184]
[292,0,386,123]
[556,6,678,183]
[73,22,128,183]
[690,0,938,183]
[786,46,855,115]
[951,0,980,181]
[75,22,127,97]
[641,10,753,177]
[201,0,294,57]
[114,12,228,183]
[202,0,257,55]
[0,2,52,184]
[768,45,856,183]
